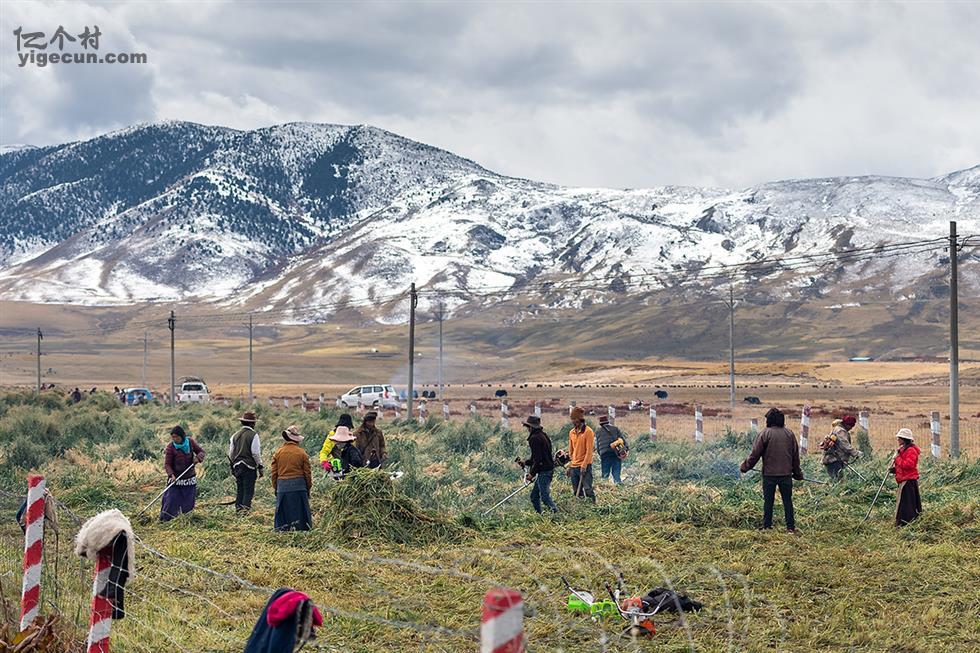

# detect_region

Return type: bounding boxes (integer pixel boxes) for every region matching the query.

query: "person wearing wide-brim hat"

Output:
[821,415,861,481]
[319,414,355,470]
[354,411,387,469]
[325,426,363,475]
[270,425,313,531]
[228,410,263,513]
[890,428,922,526]
[521,415,558,513]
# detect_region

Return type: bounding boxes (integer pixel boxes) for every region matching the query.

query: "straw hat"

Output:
[895,428,914,442]
[329,426,355,443]
[282,425,304,443]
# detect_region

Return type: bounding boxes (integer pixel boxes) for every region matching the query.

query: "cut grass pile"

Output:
[0,391,977,652]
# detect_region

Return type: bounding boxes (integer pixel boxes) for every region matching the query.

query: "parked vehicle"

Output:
[123,387,154,405]
[176,377,210,403]
[340,384,400,409]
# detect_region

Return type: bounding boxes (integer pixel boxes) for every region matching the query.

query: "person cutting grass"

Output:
[740,408,803,534]
[568,407,596,503]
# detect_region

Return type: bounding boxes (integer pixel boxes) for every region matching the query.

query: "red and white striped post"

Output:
[649,407,657,441]
[930,411,941,459]
[694,405,703,443]
[480,588,525,653]
[86,547,114,653]
[800,404,811,454]
[20,475,45,632]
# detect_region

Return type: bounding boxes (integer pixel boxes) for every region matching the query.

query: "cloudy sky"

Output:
[2,1,979,189]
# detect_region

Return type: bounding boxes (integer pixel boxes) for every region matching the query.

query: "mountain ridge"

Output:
[1,120,977,321]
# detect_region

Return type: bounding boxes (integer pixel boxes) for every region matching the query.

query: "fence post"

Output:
[694,405,703,443]
[480,588,526,653]
[649,407,657,441]
[394,402,401,419]
[501,401,510,430]
[86,546,114,653]
[607,405,616,424]
[357,398,364,415]
[20,474,45,632]
[931,411,941,459]
[318,393,324,413]
[418,400,427,425]
[302,393,309,412]
[268,398,273,408]
[568,401,576,417]
[800,403,811,454]
[858,410,869,433]
[749,418,759,435]
[533,402,541,418]
[470,402,477,416]
[284,397,290,410]
[443,401,450,421]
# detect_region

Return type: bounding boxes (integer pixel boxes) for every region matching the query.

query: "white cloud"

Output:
[2,1,978,188]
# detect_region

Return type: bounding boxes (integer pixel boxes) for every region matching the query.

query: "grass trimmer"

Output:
[860,453,896,525]
[134,463,196,519]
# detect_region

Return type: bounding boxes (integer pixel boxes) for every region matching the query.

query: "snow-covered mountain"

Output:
[1,121,977,320]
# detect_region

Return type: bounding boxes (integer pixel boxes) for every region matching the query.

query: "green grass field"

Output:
[0,390,978,652]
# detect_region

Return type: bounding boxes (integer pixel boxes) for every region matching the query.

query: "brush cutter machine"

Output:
[482,450,573,516]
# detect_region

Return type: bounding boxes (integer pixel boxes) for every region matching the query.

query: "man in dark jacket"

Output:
[595,415,628,485]
[228,411,263,513]
[740,408,804,533]
[354,412,387,468]
[523,415,558,514]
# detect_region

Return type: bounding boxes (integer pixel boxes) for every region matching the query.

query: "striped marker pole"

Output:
[607,405,616,424]
[480,588,525,653]
[442,401,450,421]
[930,411,941,459]
[20,475,45,632]
[800,404,811,454]
[694,405,703,443]
[500,401,509,430]
[649,407,657,441]
[858,410,869,433]
[86,547,114,653]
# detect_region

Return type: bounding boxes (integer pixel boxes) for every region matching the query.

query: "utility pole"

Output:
[408,283,417,418]
[949,221,960,457]
[142,330,148,388]
[35,328,42,394]
[247,314,254,404]
[727,286,736,410]
[434,301,446,402]
[168,311,176,408]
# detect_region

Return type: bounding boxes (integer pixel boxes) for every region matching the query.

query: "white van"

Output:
[340,385,399,409]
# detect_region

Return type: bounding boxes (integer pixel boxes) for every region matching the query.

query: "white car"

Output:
[340,384,400,409]
[176,377,210,403]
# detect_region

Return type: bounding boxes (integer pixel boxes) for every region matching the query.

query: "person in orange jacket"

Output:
[890,428,922,526]
[567,407,596,502]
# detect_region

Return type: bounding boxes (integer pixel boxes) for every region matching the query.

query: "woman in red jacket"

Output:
[890,428,921,526]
